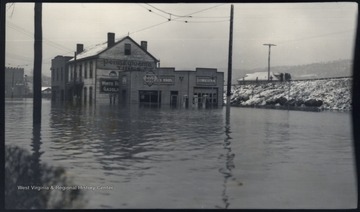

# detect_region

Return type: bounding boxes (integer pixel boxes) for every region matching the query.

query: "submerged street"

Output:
[5,99,356,209]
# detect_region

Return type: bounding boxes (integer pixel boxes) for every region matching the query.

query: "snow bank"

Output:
[229,78,352,111]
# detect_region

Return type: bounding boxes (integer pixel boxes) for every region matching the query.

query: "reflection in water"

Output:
[218,107,235,209]
[5,121,86,209]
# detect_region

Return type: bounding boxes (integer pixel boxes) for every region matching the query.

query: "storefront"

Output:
[119,67,224,108]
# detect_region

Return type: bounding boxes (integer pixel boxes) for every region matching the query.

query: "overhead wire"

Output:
[7,21,73,52]
[130,3,229,36]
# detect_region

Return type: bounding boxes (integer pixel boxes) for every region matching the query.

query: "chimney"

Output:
[108,32,115,48]
[76,44,84,54]
[141,41,148,51]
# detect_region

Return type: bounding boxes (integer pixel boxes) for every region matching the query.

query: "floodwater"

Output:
[5,99,357,209]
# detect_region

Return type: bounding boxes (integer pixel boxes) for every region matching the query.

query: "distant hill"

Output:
[220,59,353,83]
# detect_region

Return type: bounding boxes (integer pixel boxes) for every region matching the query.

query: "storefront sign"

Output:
[100,79,119,93]
[143,73,175,86]
[196,76,217,86]
[143,71,158,87]
[98,58,155,71]
[158,75,175,85]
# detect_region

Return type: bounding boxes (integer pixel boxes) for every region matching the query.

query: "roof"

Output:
[240,72,278,81]
[69,36,159,62]
[41,87,51,91]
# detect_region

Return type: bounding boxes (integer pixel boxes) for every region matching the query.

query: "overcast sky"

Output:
[5,2,358,77]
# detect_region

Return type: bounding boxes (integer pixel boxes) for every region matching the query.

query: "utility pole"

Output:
[226,4,234,109]
[263,43,276,81]
[33,3,42,125]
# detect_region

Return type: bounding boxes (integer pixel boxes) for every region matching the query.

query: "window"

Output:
[90,61,93,78]
[70,65,73,81]
[56,68,59,81]
[139,90,161,104]
[74,66,77,81]
[84,62,87,79]
[79,64,82,78]
[89,86,93,104]
[125,43,131,55]
[84,87,87,104]
[61,67,64,81]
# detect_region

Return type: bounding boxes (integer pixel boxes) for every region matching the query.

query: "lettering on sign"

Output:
[99,59,155,71]
[158,75,175,85]
[100,79,119,93]
[143,73,175,86]
[143,71,158,87]
[196,76,217,86]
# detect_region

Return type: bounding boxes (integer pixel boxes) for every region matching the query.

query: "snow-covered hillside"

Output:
[229,78,352,111]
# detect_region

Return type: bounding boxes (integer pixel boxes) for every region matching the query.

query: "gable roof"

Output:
[69,36,159,62]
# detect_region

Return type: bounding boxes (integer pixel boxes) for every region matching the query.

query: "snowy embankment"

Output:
[229,78,352,111]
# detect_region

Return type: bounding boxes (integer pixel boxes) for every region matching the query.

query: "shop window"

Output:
[139,90,161,104]
[125,43,131,55]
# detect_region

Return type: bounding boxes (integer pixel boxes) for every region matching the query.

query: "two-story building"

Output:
[51,55,72,102]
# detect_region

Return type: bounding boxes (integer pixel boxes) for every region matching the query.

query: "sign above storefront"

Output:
[143,72,175,87]
[98,58,156,71]
[196,76,217,86]
[99,78,119,93]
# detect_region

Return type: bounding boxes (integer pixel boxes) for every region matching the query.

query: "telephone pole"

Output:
[33,2,42,125]
[263,43,276,81]
[226,4,234,108]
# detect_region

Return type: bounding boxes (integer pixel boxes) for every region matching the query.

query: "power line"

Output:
[145,4,192,18]
[7,21,73,52]
[277,29,355,45]
[129,4,228,36]
[138,4,169,19]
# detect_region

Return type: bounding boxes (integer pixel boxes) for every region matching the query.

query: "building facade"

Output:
[120,67,223,107]
[51,55,73,102]
[52,32,224,107]
[5,67,25,98]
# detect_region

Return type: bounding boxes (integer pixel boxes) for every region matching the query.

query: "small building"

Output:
[42,87,51,99]
[237,71,291,85]
[5,67,25,98]
[52,32,224,108]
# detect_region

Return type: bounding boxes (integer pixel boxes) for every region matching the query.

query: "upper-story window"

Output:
[84,62,88,79]
[89,61,93,78]
[125,43,131,55]
[79,64,82,78]
[70,65,73,81]
[56,68,59,81]
[61,67,64,81]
